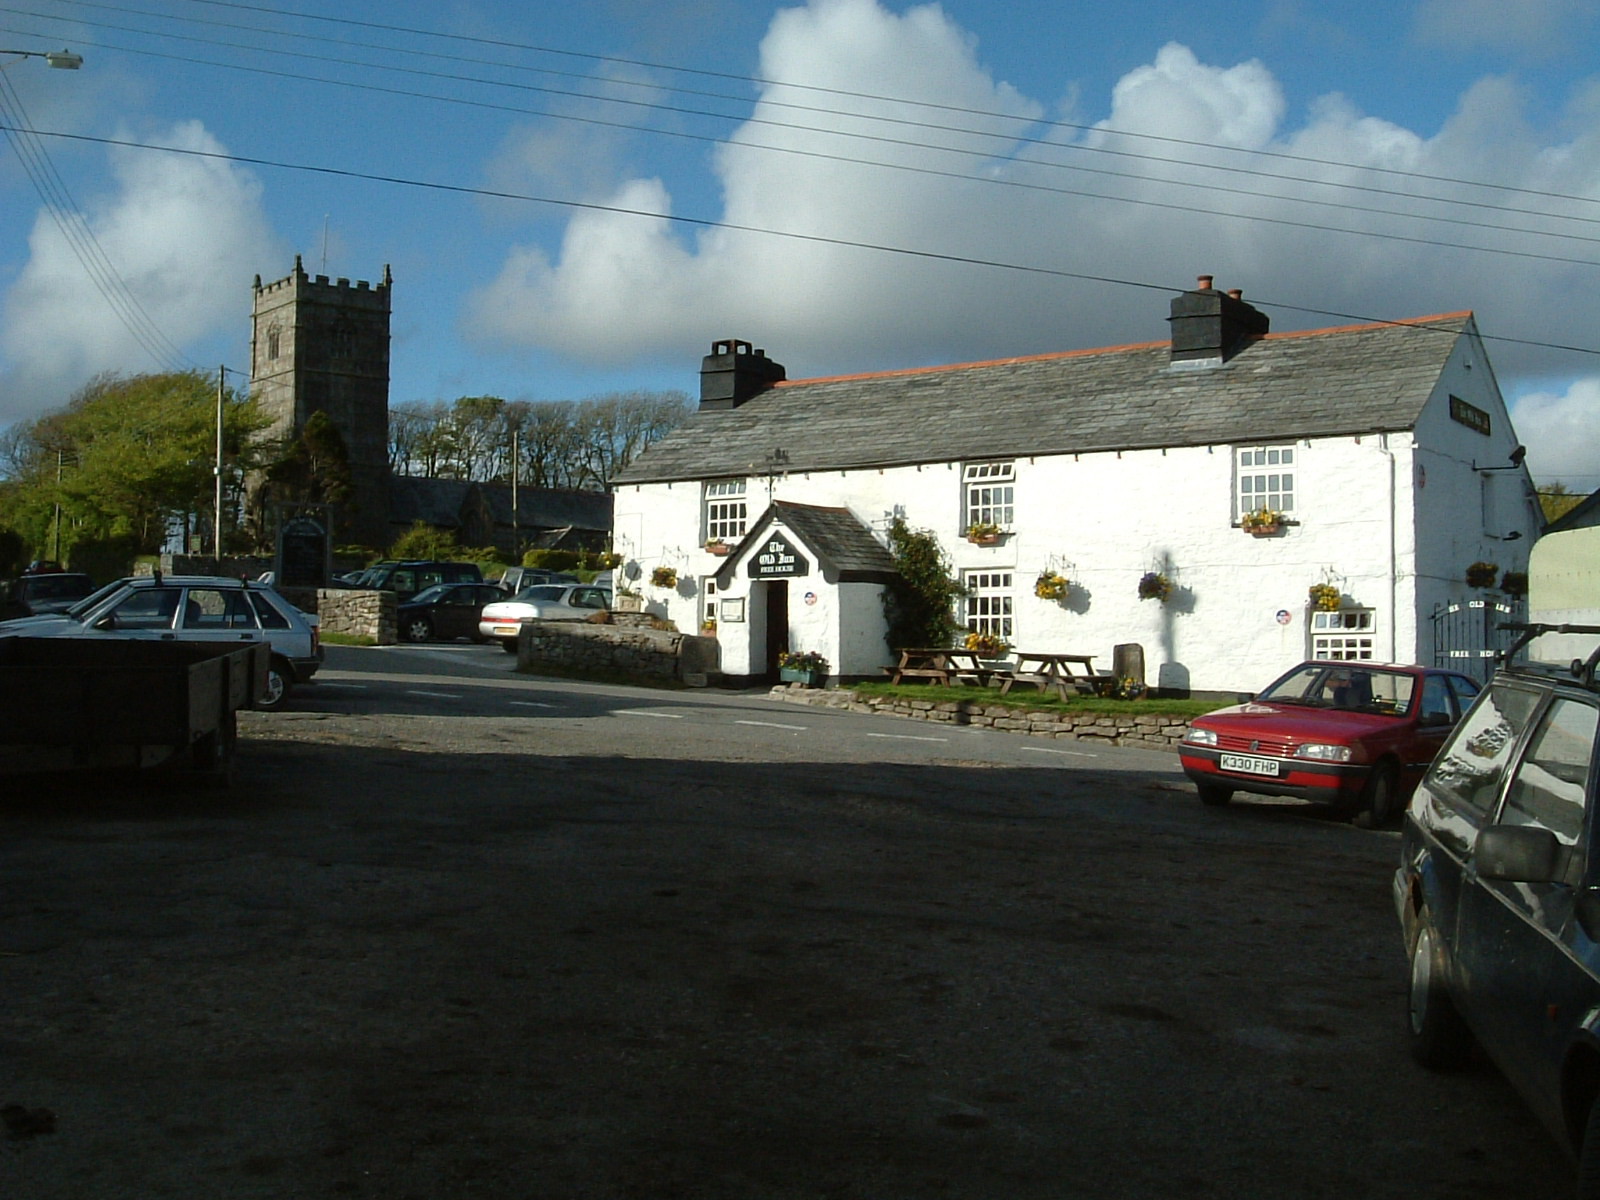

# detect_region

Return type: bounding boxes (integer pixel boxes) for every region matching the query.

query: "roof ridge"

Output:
[774,311,1474,389]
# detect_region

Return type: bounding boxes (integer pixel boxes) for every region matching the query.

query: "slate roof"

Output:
[612,313,1474,484]
[715,502,899,585]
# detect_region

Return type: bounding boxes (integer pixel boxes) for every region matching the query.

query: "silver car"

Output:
[0,574,321,710]
[478,584,612,653]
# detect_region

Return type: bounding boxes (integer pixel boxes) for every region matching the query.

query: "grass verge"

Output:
[849,680,1220,718]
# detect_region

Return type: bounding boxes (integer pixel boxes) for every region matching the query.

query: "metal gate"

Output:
[1431,597,1524,682]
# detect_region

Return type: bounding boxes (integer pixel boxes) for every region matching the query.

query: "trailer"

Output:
[0,636,268,782]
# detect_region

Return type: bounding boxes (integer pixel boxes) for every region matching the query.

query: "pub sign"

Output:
[747,531,809,578]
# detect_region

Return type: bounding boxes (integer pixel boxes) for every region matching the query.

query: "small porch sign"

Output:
[748,531,810,578]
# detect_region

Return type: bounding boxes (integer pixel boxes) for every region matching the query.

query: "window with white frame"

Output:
[1310,609,1375,660]
[701,577,718,629]
[963,462,1015,530]
[963,570,1013,640]
[1235,445,1296,520]
[704,478,748,541]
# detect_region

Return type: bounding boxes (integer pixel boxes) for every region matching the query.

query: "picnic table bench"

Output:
[885,648,995,686]
[993,652,1104,699]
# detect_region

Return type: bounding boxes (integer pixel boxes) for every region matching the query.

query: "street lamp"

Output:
[0,48,83,69]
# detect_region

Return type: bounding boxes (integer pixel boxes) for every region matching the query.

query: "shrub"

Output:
[882,518,964,650]
[523,548,582,571]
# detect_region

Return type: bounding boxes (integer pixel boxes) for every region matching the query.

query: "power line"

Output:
[7,17,1600,273]
[14,0,1600,257]
[11,120,1600,363]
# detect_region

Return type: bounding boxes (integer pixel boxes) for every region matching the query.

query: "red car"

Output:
[1178,661,1482,826]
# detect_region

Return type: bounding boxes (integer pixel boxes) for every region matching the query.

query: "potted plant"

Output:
[1240,508,1285,536]
[777,649,828,686]
[966,521,1004,545]
[1500,569,1528,597]
[1465,561,1499,589]
[1034,570,1069,601]
[614,587,644,612]
[651,566,678,588]
[704,538,732,556]
[1137,571,1172,603]
[699,617,717,636]
[963,630,1008,658]
[1308,582,1341,612]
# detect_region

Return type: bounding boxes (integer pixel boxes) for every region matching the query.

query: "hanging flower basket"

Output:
[1500,570,1528,597]
[1465,561,1499,589]
[1308,582,1341,612]
[1240,508,1285,536]
[1034,570,1069,601]
[1137,571,1173,603]
[651,566,678,588]
[705,539,732,556]
[966,521,1004,545]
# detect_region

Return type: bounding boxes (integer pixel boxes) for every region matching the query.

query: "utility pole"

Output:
[51,449,62,561]
[511,427,520,561]
[214,365,225,560]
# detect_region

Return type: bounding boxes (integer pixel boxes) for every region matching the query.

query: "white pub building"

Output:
[610,277,1541,694]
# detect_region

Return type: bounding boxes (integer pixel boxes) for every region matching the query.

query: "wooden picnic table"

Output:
[885,647,995,687]
[998,651,1102,698]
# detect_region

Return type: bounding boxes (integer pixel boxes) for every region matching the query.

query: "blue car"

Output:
[1395,627,1600,1195]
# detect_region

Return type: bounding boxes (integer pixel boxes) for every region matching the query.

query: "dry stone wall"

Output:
[518,617,719,686]
[314,588,396,644]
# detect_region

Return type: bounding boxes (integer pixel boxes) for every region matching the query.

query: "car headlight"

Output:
[1295,743,1353,762]
[1184,727,1218,747]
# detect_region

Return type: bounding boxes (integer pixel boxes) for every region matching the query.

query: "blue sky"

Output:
[2,0,1599,485]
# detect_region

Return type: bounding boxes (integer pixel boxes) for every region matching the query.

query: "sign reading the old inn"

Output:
[748,531,809,578]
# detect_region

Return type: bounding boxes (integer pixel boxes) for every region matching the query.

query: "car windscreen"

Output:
[63,578,130,619]
[1259,664,1416,714]
[514,585,567,602]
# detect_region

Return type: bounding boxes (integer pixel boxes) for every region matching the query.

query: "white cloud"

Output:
[1414,0,1594,56]
[466,0,1600,479]
[0,120,279,423]
[1511,380,1600,488]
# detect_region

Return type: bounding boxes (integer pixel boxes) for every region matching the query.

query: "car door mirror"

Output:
[1578,890,1600,943]
[92,613,116,631]
[1419,711,1454,728]
[1474,825,1561,883]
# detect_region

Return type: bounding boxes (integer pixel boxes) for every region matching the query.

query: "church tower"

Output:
[249,256,392,549]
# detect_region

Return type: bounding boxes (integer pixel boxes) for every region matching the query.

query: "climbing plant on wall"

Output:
[881,517,966,651]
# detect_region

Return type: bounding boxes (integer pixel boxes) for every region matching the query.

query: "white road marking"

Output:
[509,700,557,708]
[1021,745,1098,758]
[406,689,461,700]
[614,709,685,720]
[867,732,948,743]
[317,682,369,689]
[736,720,808,731]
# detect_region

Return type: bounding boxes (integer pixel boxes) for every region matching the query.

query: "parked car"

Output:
[495,566,580,593]
[0,571,96,620]
[1394,629,1600,1192]
[0,574,321,711]
[396,582,507,643]
[479,583,612,653]
[1178,660,1481,826]
[346,560,483,601]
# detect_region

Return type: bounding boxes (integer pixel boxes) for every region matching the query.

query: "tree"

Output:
[880,518,966,651]
[1538,482,1586,525]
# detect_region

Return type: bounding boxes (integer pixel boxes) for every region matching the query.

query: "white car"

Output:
[0,574,321,711]
[479,584,612,653]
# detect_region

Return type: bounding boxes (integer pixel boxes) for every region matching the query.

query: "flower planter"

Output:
[1247,524,1281,537]
[705,542,732,557]
[779,667,824,687]
[968,533,1001,546]
[614,593,644,612]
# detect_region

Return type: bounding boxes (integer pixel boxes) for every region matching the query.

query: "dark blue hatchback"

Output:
[1395,630,1600,1196]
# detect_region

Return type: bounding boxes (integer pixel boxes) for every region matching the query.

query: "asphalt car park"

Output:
[0,643,1570,1199]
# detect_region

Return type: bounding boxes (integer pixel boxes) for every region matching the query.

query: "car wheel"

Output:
[1198,783,1233,807]
[256,658,293,712]
[403,615,433,643]
[1578,1096,1600,1200]
[499,638,518,655]
[1408,914,1473,1069]
[1352,761,1400,828]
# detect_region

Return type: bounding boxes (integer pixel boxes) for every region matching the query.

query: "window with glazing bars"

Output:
[963,462,1015,529]
[1235,445,1295,519]
[962,570,1014,639]
[704,479,747,541]
[1310,609,1374,660]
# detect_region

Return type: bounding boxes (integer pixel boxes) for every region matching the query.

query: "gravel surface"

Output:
[1,702,1571,1199]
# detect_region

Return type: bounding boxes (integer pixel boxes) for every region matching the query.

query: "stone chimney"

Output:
[1168,275,1269,366]
[699,339,786,410]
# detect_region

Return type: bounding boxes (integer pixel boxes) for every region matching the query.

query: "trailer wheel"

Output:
[190,711,238,787]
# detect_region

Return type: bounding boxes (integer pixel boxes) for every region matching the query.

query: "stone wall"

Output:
[769,686,1190,752]
[314,588,396,644]
[518,618,719,686]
